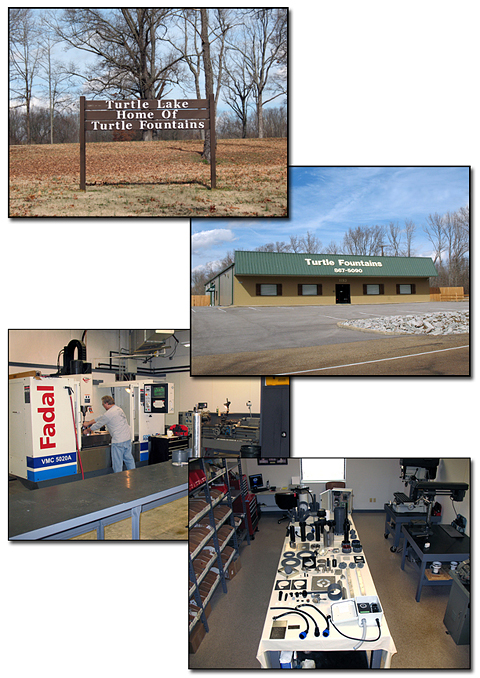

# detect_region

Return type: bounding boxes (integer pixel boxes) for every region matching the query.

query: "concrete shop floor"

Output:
[71,495,187,540]
[8,476,188,541]
[189,512,470,670]
[73,497,188,541]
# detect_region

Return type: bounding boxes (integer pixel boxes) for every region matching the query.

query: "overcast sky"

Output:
[191,165,470,272]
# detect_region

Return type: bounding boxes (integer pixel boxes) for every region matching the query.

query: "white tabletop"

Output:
[256,514,397,668]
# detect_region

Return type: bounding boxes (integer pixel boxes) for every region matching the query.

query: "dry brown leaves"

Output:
[10,138,285,183]
[9,138,287,217]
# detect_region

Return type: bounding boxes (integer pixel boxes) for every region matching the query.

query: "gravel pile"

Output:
[339,310,469,335]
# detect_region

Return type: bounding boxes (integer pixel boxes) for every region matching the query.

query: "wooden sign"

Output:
[79,94,216,190]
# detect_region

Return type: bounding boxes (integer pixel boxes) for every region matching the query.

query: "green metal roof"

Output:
[234,250,438,278]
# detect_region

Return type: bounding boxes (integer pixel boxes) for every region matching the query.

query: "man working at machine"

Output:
[82,395,136,473]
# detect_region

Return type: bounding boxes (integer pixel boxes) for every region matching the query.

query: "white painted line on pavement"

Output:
[277,345,470,375]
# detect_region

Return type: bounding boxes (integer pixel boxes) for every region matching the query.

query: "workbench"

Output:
[383,502,442,551]
[400,524,470,602]
[9,463,187,540]
[256,516,397,669]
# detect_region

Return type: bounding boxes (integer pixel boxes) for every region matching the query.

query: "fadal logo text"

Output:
[37,385,56,450]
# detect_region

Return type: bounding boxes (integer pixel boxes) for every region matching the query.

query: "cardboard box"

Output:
[226,557,242,580]
[189,603,212,654]
[189,620,206,653]
[189,601,212,622]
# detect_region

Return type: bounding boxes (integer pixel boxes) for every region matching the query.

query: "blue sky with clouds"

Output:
[22,7,285,114]
[191,166,470,272]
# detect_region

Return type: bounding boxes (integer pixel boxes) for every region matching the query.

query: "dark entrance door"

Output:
[336,284,351,304]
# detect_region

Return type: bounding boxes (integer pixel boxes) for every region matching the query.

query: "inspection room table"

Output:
[383,503,441,551]
[256,516,397,669]
[9,463,187,540]
[400,524,470,602]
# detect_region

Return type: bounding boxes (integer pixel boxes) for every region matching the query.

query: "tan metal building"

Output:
[205,251,438,306]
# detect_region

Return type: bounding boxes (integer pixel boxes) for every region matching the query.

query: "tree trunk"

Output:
[257,91,264,139]
[200,9,214,160]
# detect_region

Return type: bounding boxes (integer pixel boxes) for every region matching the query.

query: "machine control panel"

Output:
[143,383,174,414]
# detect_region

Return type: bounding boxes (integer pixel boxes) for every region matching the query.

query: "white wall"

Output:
[8,329,192,375]
[8,329,261,429]
[240,458,470,528]
[242,458,403,506]
[164,373,261,427]
[435,458,471,536]
[242,458,301,491]
[149,329,191,371]
[8,329,130,374]
[346,458,404,509]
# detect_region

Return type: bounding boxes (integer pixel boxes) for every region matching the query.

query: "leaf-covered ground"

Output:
[9,138,287,217]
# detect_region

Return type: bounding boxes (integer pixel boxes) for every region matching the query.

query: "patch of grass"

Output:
[9,138,287,217]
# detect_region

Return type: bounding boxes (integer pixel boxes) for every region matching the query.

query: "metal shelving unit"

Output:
[188,456,251,642]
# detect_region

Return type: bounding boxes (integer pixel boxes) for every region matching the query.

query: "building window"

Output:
[301,458,346,483]
[256,283,282,296]
[298,284,322,296]
[397,284,416,295]
[363,284,384,295]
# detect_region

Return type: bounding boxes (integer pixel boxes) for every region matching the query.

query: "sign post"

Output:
[209,93,216,189]
[79,96,216,190]
[79,96,86,191]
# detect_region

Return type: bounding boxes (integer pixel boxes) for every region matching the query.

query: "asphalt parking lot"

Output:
[191,301,470,376]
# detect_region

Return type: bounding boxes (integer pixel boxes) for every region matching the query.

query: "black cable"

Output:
[329,616,381,643]
[155,334,179,360]
[270,607,310,639]
[292,606,320,637]
[297,603,330,637]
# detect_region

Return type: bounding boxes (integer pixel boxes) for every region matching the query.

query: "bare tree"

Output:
[288,231,322,253]
[325,240,341,254]
[200,8,214,161]
[300,231,323,253]
[256,241,290,252]
[173,9,233,111]
[386,221,402,256]
[423,207,469,287]
[52,9,183,140]
[443,210,469,285]
[37,12,78,144]
[192,265,214,295]
[342,225,385,255]
[229,9,287,138]
[456,204,469,234]
[175,9,203,102]
[223,48,253,138]
[9,8,44,144]
[288,234,302,253]
[402,218,416,257]
[423,212,447,265]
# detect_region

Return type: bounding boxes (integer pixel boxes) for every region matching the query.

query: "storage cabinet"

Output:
[148,434,189,464]
[260,379,290,457]
[188,457,251,650]
[233,492,259,538]
[444,570,470,645]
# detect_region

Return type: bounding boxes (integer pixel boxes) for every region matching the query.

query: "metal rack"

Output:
[188,457,251,640]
